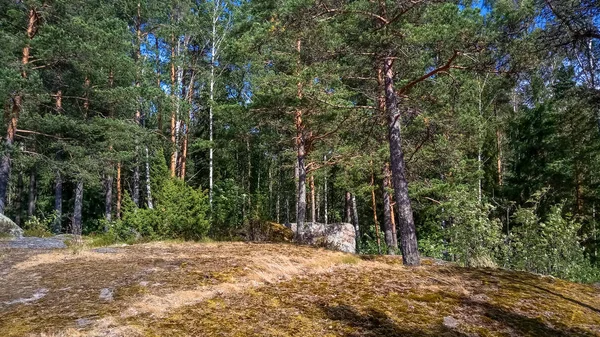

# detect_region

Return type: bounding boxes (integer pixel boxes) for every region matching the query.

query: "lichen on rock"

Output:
[0,214,23,239]
[288,222,356,254]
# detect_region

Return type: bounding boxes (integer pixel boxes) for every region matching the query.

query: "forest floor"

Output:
[1,241,600,337]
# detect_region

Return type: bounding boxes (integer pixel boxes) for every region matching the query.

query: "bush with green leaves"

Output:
[120,179,210,241]
[23,212,58,238]
[508,194,600,282]
[445,189,503,268]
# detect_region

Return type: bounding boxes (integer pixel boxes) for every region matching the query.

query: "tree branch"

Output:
[397,50,460,95]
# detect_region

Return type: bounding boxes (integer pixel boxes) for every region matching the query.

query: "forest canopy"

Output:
[1,0,599,282]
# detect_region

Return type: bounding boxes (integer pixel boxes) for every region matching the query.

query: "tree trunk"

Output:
[53,171,62,233]
[310,175,316,223]
[384,57,420,266]
[155,35,163,133]
[296,129,307,233]
[324,166,328,225]
[116,162,122,219]
[496,128,503,186]
[209,19,216,210]
[132,7,142,205]
[382,163,397,254]
[27,170,36,217]
[170,34,177,177]
[73,180,84,236]
[105,174,113,224]
[371,169,381,254]
[345,191,352,223]
[0,7,37,214]
[145,147,154,209]
[180,127,188,179]
[352,194,360,253]
[0,91,19,213]
[295,38,307,234]
[15,173,23,226]
[133,161,140,207]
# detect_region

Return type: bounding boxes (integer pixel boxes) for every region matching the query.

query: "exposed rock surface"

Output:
[0,236,67,249]
[99,288,114,302]
[244,220,294,242]
[0,214,23,239]
[287,222,356,254]
[443,316,459,329]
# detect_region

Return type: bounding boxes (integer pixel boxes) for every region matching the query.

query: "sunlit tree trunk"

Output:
[145,147,153,209]
[382,163,397,254]
[345,191,352,223]
[105,174,113,224]
[73,181,84,236]
[295,38,307,233]
[384,56,420,266]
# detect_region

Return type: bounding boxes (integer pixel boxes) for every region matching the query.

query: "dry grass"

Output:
[1,242,600,337]
[13,251,127,270]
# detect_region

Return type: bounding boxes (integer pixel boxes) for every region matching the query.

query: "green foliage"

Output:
[446,191,503,268]
[507,192,600,282]
[121,179,210,241]
[22,213,58,238]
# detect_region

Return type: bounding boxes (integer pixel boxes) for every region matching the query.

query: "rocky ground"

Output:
[0,236,69,250]
[1,241,600,337]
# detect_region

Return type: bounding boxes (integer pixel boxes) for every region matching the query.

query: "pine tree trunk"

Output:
[15,173,23,226]
[296,129,307,233]
[180,127,188,179]
[145,147,154,209]
[105,174,113,224]
[295,38,306,234]
[384,57,420,266]
[345,191,352,223]
[310,175,316,223]
[116,163,122,219]
[324,170,328,225]
[27,170,36,217]
[53,171,62,233]
[276,191,280,224]
[73,180,84,236]
[133,161,140,207]
[496,128,503,186]
[209,26,216,210]
[382,163,397,254]
[0,7,37,214]
[352,194,360,252]
[133,6,142,205]
[155,35,163,133]
[371,169,381,254]
[170,34,177,177]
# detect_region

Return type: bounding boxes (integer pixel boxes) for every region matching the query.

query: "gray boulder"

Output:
[289,222,356,254]
[0,213,23,239]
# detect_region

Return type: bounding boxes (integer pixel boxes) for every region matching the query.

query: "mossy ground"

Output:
[1,242,599,336]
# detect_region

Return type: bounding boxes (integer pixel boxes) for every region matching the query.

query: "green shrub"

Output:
[444,188,503,268]
[509,200,600,282]
[121,179,210,241]
[23,213,57,238]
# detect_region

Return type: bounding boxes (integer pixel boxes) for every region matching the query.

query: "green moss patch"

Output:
[1,243,599,336]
